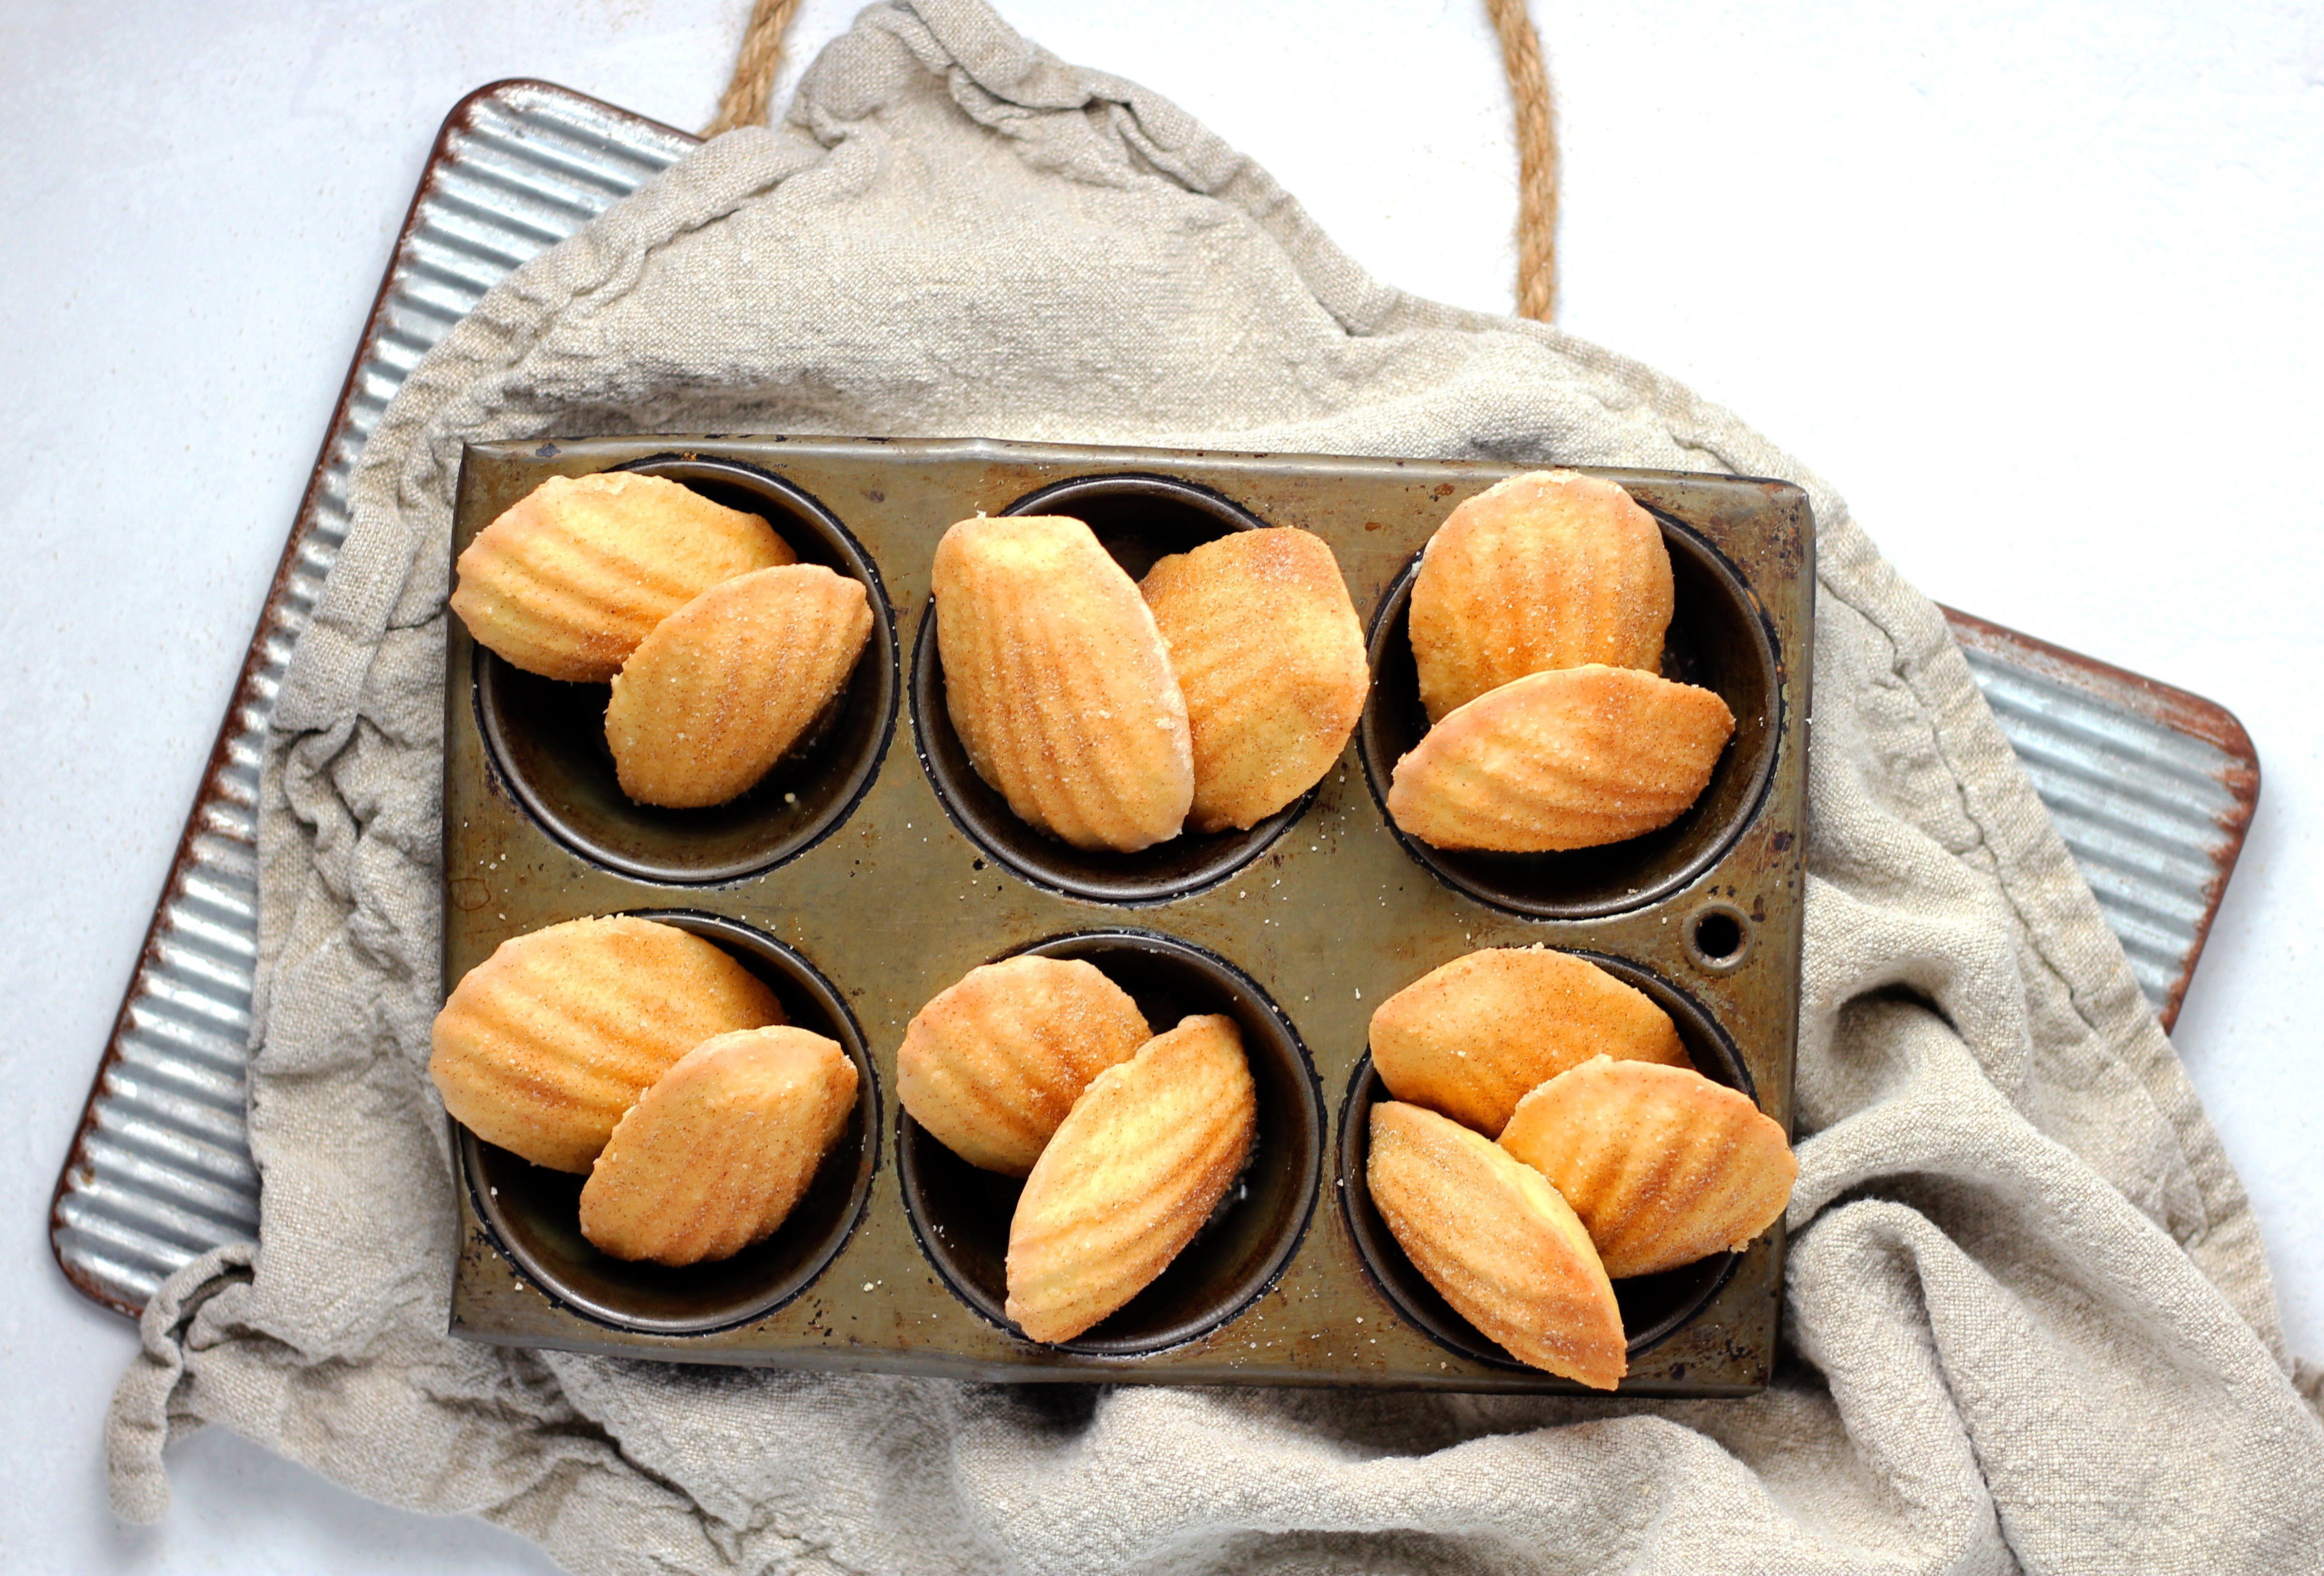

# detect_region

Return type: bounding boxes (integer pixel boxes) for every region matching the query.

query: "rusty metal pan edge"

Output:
[438,1320,1768,1397]
[49,81,699,1318]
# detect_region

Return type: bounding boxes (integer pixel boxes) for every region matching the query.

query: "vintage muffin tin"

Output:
[443,435,1812,1395]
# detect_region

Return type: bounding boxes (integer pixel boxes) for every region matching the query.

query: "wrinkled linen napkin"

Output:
[107,2,2324,1570]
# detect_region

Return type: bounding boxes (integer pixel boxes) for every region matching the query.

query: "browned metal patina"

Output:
[441,436,1814,1395]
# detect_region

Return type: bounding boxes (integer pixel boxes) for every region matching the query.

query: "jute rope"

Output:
[703,0,803,139]
[702,0,1558,319]
[1482,0,1559,320]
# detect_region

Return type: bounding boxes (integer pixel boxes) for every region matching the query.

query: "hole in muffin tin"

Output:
[1354,511,1781,919]
[896,929,1323,1355]
[1337,956,1753,1370]
[460,911,878,1336]
[472,455,898,886]
[1687,901,1753,974]
[908,473,1311,905]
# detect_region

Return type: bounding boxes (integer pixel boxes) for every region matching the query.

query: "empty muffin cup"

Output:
[1337,957,1752,1368]
[460,911,878,1335]
[909,473,1312,904]
[1356,512,1781,919]
[472,455,898,885]
[897,928,1323,1355]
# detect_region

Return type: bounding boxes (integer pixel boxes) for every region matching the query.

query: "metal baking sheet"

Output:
[440,436,1813,1393]
[49,82,696,1318]
[51,78,2263,1321]
[1941,609,2258,1026]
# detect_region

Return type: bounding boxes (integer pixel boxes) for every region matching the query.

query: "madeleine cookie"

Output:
[1368,946,1688,1137]
[1006,1014,1256,1343]
[1141,527,1369,832]
[1367,1100,1627,1388]
[1387,664,1734,851]
[604,563,874,808]
[933,515,1194,851]
[450,471,796,683]
[428,916,784,1172]
[578,1026,858,1266]
[1409,470,1673,722]
[899,956,1152,1176]
[1499,1056,1795,1279]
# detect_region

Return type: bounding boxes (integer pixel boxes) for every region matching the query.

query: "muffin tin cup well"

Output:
[1356,514,1783,920]
[444,435,1810,1394]
[461,911,879,1335]
[897,929,1324,1355]
[473,454,899,886]
[1337,957,1752,1367]
[910,474,1311,905]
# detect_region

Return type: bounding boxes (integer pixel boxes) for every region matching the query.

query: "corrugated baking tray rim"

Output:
[48,81,697,1318]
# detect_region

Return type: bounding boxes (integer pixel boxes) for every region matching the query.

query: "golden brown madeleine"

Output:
[450,471,796,682]
[604,564,874,809]
[898,956,1152,1177]
[1005,1014,1256,1343]
[1499,1056,1796,1279]
[1368,1101,1626,1388]
[1409,470,1673,722]
[578,1026,858,1266]
[1368,946,1688,1137]
[1386,664,1735,851]
[932,514,1194,851]
[428,916,784,1173]
[1141,528,1369,832]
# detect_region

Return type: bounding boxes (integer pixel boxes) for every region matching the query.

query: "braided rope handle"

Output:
[1482,0,1558,320]
[703,0,1557,320]
[703,0,803,140]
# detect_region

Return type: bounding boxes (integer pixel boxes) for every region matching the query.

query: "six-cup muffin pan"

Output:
[442,435,1812,1395]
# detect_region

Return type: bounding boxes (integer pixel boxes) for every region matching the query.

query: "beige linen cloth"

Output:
[106,2,2324,1570]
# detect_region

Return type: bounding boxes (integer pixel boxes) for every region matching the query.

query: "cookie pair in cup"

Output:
[1365,946,1796,1389]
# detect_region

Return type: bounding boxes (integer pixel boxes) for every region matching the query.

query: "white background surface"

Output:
[2,0,2317,1570]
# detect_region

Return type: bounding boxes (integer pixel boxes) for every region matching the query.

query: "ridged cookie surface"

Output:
[1141,528,1368,832]
[899,956,1151,1176]
[1369,946,1688,1137]
[1499,1056,1796,1279]
[428,916,784,1173]
[450,471,796,682]
[578,1026,858,1266]
[1006,1014,1256,1343]
[1410,470,1673,722]
[605,563,874,808]
[1387,664,1735,851]
[933,515,1194,851]
[1367,1100,1627,1388]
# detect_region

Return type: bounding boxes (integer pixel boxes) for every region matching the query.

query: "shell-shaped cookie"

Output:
[933,515,1194,851]
[1387,664,1735,851]
[1141,528,1369,832]
[1368,1101,1626,1388]
[1499,1056,1796,1279]
[1369,946,1688,1137]
[1006,1014,1256,1343]
[428,916,784,1173]
[1410,470,1673,722]
[604,564,874,809]
[450,472,796,682]
[899,956,1153,1177]
[578,1026,858,1266]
